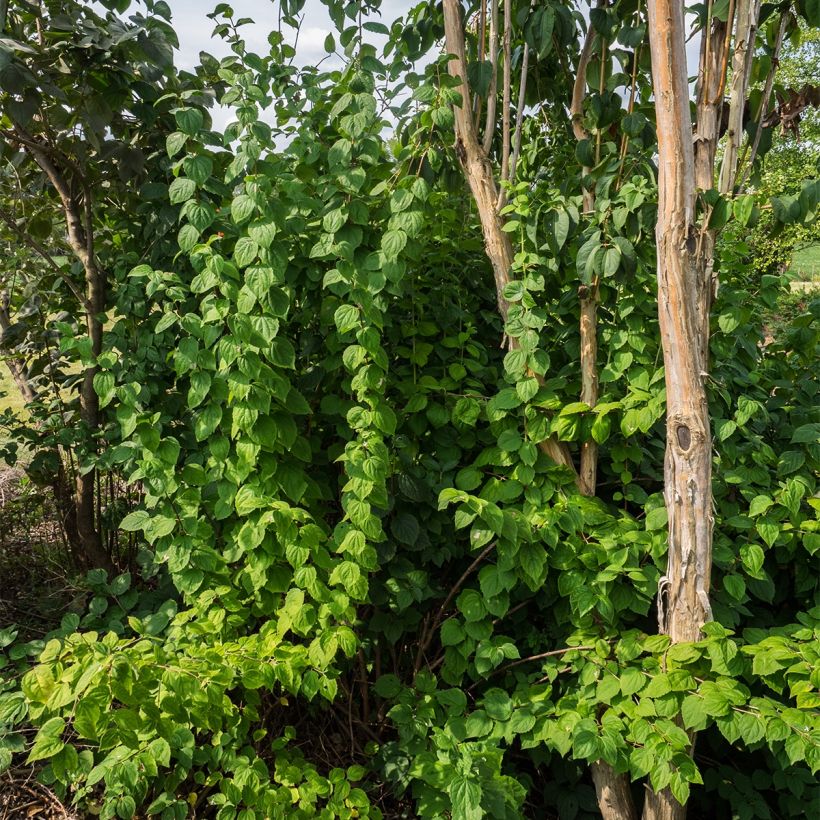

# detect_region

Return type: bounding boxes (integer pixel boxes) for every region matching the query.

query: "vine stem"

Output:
[414,540,496,673]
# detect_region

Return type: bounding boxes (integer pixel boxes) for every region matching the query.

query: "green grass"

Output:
[0,365,27,415]
[788,244,820,281]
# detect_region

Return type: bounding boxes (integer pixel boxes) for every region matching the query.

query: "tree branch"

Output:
[481,0,499,154]
[0,205,91,310]
[498,0,512,193]
[736,11,789,192]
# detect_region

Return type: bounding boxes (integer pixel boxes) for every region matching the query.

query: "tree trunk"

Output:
[592,760,638,820]
[570,8,604,497]
[0,295,37,403]
[17,128,112,572]
[644,0,716,816]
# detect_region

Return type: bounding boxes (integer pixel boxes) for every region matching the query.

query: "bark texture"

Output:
[644,0,716,816]
[591,760,638,820]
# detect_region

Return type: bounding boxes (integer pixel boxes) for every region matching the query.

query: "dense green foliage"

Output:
[1,1,818,818]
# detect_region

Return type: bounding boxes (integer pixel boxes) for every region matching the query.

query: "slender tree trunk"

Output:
[644,0,716,817]
[571,7,605,497]
[692,11,730,347]
[1,357,36,404]
[0,295,37,403]
[482,0,500,154]
[16,128,112,572]
[1,293,87,562]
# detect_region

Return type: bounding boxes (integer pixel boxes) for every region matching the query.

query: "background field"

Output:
[789,243,820,281]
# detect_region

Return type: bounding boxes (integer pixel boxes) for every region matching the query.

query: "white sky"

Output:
[164,0,410,70]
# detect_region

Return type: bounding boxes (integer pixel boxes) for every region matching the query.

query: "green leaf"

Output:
[681,695,709,731]
[620,667,647,696]
[755,517,778,548]
[231,195,256,223]
[733,194,755,226]
[120,510,149,531]
[166,131,187,157]
[175,107,204,135]
[195,404,222,441]
[457,589,487,622]
[168,176,196,204]
[374,674,401,698]
[382,229,407,260]
[645,506,667,531]
[234,236,259,268]
[748,495,773,517]
[791,423,819,444]
[334,304,360,334]
[183,155,213,185]
[449,775,483,820]
[740,543,765,577]
[27,717,65,763]
[188,371,211,409]
[441,619,464,646]
[602,245,621,277]
[248,218,278,248]
[93,371,115,408]
[483,688,512,721]
[467,60,494,98]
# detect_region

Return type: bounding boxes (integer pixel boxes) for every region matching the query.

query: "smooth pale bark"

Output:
[499,0,512,187]
[591,761,638,820]
[645,0,715,816]
[441,0,579,479]
[482,0,499,154]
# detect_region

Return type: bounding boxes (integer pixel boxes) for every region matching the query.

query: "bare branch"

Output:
[736,12,790,191]
[498,0,512,191]
[499,42,529,210]
[718,0,763,194]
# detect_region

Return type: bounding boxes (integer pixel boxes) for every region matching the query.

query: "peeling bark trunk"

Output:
[644,0,716,816]
[1,357,36,404]
[578,285,599,497]
[442,0,579,480]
